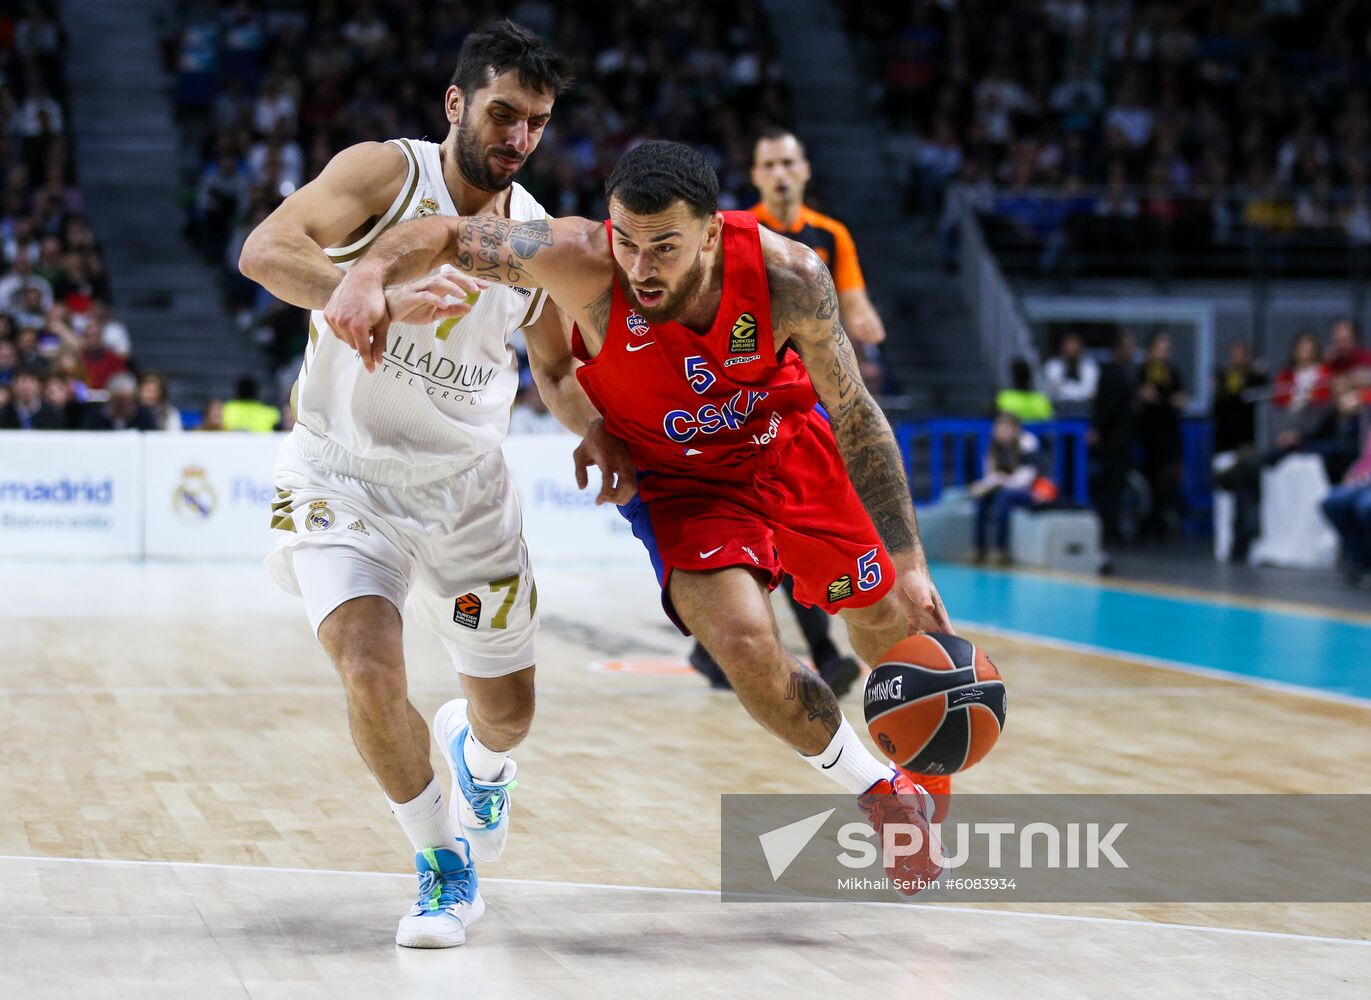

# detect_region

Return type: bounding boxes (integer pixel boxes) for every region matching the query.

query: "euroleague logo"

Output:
[626,310,650,336]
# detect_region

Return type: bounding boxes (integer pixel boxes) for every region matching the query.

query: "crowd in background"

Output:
[986,317,1371,584]
[162,0,786,388]
[0,2,183,431]
[841,0,1371,267]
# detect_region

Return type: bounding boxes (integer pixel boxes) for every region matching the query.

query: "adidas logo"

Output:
[347,519,369,535]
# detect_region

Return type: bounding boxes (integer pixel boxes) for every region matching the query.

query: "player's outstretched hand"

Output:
[574,417,638,506]
[386,266,488,328]
[892,550,956,636]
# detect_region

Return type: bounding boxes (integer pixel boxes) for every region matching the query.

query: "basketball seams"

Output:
[966,701,1004,734]
[897,699,944,768]
[879,659,974,677]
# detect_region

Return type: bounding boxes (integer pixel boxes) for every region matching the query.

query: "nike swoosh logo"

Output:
[626,341,655,352]
[820,747,844,769]
[698,546,724,559]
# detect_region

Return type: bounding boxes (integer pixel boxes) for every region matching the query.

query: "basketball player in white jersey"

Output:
[238,21,635,948]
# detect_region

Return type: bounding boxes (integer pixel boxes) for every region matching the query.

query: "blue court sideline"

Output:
[931,564,1371,703]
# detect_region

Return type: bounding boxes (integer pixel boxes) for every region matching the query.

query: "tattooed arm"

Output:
[324,213,614,371]
[768,232,953,634]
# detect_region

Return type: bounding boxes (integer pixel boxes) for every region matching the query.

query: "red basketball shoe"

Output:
[899,769,952,823]
[858,771,943,897]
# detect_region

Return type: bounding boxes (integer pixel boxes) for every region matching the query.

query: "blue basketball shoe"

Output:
[434,699,518,863]
[395,843,485,948]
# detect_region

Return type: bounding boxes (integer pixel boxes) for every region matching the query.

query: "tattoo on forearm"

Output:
[447,216,550,285]
[774,252,920,556]
[786,667,842,738]
[509,220,552,259]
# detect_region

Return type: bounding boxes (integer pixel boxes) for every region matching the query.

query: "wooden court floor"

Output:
[1,561,1368,998]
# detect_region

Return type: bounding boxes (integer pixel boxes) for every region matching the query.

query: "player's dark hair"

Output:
[752,126,806,160]
[450,19,572,97]
[604,141,719,218]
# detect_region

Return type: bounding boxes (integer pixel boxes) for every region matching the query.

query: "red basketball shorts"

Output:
[617,417,896,634]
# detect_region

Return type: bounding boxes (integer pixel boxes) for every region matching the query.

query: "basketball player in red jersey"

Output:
[677,127,892,696]
[325,141,950,893]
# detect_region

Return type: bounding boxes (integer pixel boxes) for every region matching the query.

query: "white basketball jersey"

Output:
[293,138,548,473]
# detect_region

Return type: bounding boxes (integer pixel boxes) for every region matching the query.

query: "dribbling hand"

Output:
[892,550,955,636]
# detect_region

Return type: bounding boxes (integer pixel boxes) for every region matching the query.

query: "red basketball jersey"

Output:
[573,212,824,490]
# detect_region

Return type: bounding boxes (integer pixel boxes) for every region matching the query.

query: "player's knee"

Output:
[335,652,406,709]
[707,624,782,683]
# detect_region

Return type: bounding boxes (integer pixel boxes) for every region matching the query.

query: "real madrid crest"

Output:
[172,466,217,523]
[306,500,335,531]
[416,196,440,217]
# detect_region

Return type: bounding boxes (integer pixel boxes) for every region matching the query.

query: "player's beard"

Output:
[621,253,707,324]
[455,113,521,192]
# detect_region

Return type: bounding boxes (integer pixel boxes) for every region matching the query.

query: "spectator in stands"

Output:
[1274,331,1331,414]
[87,300,132,359]
[1321,421,1371,588]
[995,356,1053,422]
[1275,385,1369,485]
[13,326,48,377]
[41,374,83,430]
[77,319,128,391]
[970,411,1047,566]
[139,371,183,432]
[1041,331,1099,414]
[1212,340,1268,455]
[12,286,49,331]
[0,338,16,387]
[82,373,158,431]
[49,348,90,403]
[0,253,53,315]
[198,399,227,432]
[1325,318,1371,387]
[1137,331,1186,543]
[194,152,252,259]
[222,375,280,432]
[0,369,64,429]
[1211,340,1269,562]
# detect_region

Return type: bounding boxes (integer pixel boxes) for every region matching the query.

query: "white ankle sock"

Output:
[802,716,893,794]
[462,729,510,782]
[388,777,457,852]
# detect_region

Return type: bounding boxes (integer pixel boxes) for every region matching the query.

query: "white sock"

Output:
[463,729,510,782]
[388,777,458,853]
[802,716,893,794]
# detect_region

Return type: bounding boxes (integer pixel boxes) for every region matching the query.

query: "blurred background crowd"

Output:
[3,0,1369,590]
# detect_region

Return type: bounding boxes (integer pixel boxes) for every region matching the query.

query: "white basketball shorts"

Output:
[264,433,538,678]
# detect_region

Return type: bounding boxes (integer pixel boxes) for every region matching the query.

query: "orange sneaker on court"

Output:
[858,771,943,897]
[899,769,952,823]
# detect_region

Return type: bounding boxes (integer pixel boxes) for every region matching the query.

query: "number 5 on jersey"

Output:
[685,356,716,394]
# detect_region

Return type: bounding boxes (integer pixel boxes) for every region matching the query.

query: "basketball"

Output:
[863,633,1006,775]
